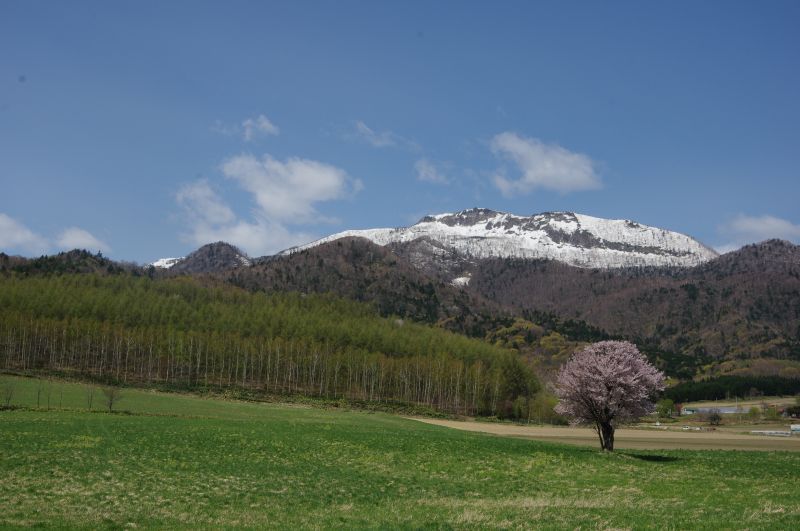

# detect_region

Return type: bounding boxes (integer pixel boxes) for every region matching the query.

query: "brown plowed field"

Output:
[411,418,800,451]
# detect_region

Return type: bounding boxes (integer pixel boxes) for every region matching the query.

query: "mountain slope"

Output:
[163,242,252,274]
[223,237,512,338]
[286,208,718,269]
[144,230,798,380]
[469,240,800,378]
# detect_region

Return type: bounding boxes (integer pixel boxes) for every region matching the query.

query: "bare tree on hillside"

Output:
[86,386,95,410]
[2,381,14,407]
[45,379,53,409]
[102,386,123,413]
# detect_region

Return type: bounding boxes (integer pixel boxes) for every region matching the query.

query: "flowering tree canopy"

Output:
[554,341,665,451]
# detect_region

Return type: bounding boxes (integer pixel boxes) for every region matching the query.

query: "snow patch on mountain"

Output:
[285,208,719,269]
[451,275,471,287]
[151,257,183,269]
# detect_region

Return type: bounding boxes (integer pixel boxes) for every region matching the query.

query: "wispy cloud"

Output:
[242,114,279,141]
[414,158,450,185]
[57,227,110,253]
[490,132,601,196]
[212,114,280,141]
[210,120,238,137]
[177,154,361,256]
[0,213,49,255]
[716,214,800,253]
[349,121,418,151]
[354,121,397,147]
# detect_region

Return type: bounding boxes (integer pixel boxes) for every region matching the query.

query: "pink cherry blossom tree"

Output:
[554,341,665,451]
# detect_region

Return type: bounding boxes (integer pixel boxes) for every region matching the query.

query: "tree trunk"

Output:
[600,422,615,451]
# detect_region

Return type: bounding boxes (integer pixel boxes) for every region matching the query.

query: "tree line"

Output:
[0,274,537,416]
[664,375,800,402]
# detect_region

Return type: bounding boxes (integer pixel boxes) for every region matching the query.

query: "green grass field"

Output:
[2,375,799,529]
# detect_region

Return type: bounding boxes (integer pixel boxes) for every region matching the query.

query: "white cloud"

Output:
[0,213,110,256]
[178,154,360,256]
[728,214,800,241]
[212,114,279,141]
[0,213,49,255]
[242,114,279,141]
[221,154,359,223]
[716,214,800,253]
[182,218,315,256]
[57,227,110,253]
[176,180,236,226]
[175,181,275,253]
[490,132,601,196]
[414,159,449,185]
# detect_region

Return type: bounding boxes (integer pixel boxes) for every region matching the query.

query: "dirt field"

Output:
[683,396,797,409]
[411,418,800,451]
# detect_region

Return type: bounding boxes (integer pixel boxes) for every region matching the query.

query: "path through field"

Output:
[411,418,800,451]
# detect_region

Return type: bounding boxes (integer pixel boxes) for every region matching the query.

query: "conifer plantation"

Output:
[0,273,536,415]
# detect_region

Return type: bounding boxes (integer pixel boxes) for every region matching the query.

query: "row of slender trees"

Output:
[0,274,536,415]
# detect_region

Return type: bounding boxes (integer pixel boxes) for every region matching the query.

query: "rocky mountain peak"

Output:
[423,208,503,226]
[156,242,252,274]
[287,208,719,269]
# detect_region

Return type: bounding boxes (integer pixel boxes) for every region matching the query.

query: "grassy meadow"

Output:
[2,375,800,529]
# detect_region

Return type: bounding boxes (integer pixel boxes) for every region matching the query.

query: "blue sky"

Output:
[2,1,799,262]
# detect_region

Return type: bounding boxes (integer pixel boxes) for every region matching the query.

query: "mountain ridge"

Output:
[154,242,251,274]
[283,208,718,269]
[45,208,798,381]
[4,237,798,380]
[468,239,800,378]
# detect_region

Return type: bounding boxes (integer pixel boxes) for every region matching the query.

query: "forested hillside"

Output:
[0,273,536,416]
[9,238,796,389]
[224,237,511,338]
[0,249,134,276]
[221,238,595,378]
[470,240,800,379]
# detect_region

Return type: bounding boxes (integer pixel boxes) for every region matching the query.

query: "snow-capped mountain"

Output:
[285,208,719,269]
[150,257,183,269]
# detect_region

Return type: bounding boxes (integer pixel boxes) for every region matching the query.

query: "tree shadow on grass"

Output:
[623,453,679,463]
